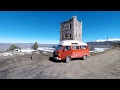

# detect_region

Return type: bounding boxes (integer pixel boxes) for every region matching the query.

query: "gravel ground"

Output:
[0,48,120,79]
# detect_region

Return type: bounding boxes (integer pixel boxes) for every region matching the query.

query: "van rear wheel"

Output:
[82,55,87,60]
[66,56,71,63]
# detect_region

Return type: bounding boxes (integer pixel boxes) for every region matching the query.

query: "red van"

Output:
[53,40,90,63]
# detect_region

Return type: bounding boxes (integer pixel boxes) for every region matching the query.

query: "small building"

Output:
[60,16,82,42]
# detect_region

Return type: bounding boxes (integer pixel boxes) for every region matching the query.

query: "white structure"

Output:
[59,40,87,46]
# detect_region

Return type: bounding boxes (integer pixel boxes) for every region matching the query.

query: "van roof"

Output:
[59,40,87,46]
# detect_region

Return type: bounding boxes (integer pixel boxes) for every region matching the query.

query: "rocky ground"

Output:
[0,48,120,79]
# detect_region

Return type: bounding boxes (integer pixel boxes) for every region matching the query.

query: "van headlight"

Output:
[58,54,60,56]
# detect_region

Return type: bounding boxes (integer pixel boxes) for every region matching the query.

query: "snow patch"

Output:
[90,48,108,53]
[38,47,55,52]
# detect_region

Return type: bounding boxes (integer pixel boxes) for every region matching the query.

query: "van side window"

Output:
[76,46,79,49]
[72,46,79,50]
[64,46,71,50]
[80,46,87,49]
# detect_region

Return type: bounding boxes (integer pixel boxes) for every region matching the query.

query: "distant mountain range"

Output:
[87,38,120,48]
[92,38,120,42]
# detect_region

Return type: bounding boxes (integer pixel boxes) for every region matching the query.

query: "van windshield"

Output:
[56,45,62,50]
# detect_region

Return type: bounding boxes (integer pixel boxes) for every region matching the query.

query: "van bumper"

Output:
[88,54,90,57]
[54,57,61,60]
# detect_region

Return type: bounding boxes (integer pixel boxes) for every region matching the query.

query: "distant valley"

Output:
[0,43,57,51]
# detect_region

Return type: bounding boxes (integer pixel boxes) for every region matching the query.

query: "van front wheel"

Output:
[82,55,87,60]
[66,56,71,63]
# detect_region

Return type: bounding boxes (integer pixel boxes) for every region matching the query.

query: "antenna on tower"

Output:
[76,11,77,17]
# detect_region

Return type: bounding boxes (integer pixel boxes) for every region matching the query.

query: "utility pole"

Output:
[106,36,109,48]
[107,36,108,45]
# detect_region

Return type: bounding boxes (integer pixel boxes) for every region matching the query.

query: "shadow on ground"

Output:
[49,57,66,63]
[49,57,84,63]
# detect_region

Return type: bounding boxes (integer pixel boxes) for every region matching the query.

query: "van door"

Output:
[72,45,80,58]
[62,46,72,60]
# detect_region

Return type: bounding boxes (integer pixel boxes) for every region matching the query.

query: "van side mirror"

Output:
[63,49,67,52]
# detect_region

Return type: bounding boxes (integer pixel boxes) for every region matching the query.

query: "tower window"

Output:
[62,34,64,39]
[70,24,71,29]
[65,34,68,37]
[70,34,71,37]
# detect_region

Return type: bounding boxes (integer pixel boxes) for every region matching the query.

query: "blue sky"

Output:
[0,11,120,44]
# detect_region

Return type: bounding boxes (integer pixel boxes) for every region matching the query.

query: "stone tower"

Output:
[60,16,82,42]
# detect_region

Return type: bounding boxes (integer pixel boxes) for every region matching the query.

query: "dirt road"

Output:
[0,48,120,79]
